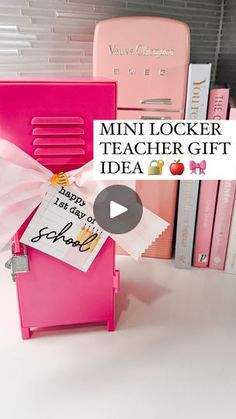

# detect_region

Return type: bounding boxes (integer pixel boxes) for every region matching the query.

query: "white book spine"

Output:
[184,64,212,119]
[225,198,236,274]
[175,63,211,268]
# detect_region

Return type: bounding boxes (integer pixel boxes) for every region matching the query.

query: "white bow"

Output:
[0,139,169,260]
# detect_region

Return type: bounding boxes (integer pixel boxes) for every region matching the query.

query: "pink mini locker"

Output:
[0,79,119,339]
[93,17,190,258]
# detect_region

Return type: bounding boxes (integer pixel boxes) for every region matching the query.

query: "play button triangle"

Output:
[110,200,128,219]
[93,185,143,234]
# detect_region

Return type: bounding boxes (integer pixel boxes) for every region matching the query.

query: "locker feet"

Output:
[21,327,31,340]
[107,319,115,332]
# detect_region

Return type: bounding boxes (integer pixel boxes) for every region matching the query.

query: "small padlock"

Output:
[5,244,29,282]
[148,160,161,175]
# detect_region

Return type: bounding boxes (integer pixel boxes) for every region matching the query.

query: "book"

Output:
[209,180,236,270]
[193,181,219,267]
[229,96,236,119]
[225,197,236,274]
[193,86,229,267]
[175,180,200,268]
[175,63,211,268]
[224,103,236,274]
[207,87,230,119]
[184,64,211,120]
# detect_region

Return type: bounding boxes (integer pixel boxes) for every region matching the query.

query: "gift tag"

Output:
[20,185,109,272]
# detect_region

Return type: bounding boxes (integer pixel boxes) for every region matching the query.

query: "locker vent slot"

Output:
[31,116,86,168]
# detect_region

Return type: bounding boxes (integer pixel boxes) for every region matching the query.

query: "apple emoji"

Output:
[169,160,185,175]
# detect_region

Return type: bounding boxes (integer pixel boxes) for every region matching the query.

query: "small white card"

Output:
[20,185,108,272]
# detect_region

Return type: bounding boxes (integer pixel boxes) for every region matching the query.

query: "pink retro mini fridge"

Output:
[0,79,119,339]
[93,17,190,258]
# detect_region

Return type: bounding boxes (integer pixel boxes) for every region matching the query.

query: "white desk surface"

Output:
[0,251,236,419]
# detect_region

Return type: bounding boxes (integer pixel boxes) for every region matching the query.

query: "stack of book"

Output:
[174,64,236,274]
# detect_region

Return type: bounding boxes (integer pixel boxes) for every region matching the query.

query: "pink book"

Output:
[193,181,219,267]
[193,87,229,267]
[230,108,236,119]
[224,103,236,274]
[207,87,229,119]
[225,196,236,274]
[229,97,236,119]
[209,181,236,270]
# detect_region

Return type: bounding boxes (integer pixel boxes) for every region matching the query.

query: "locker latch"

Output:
[5,244,29,282]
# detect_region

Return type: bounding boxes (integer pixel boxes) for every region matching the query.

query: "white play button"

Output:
[110,200,128,219]
[93,185,143,234]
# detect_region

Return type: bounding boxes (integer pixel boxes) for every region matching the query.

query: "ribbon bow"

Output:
[189,160,206,175]
[0,139,169,260]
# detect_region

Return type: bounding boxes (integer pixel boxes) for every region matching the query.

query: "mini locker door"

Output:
[0,79,119,339]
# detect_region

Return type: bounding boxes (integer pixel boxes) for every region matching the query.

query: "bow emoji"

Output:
[189,160,206,175]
